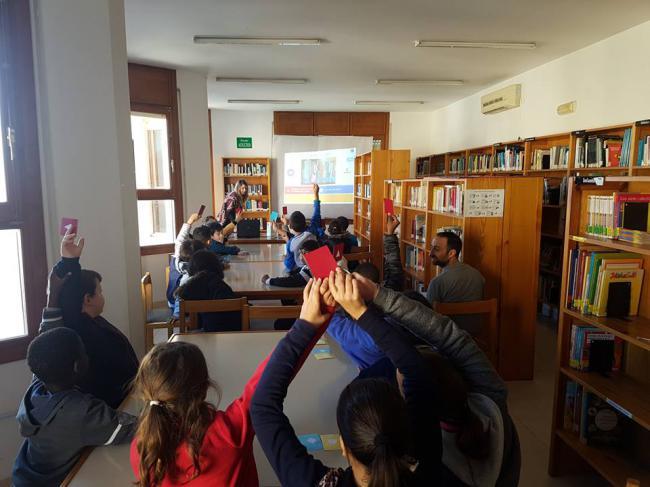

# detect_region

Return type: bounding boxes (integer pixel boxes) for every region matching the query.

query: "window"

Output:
[129,65,184,255]
[0,0,48,362]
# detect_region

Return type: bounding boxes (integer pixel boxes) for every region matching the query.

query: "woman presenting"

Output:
[218,179,248,224]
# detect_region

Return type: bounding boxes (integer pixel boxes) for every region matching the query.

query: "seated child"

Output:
[13,328,136,486]
[325,217,358,254]
[175,249,241,332]
[191,224,212,247]
[283,211,316,272]
[250,274,440,486]
[130,339,270,486]
[261,239,319,288]
[168,239,205,310]
[207,221,248,256]
[53,231,138,408]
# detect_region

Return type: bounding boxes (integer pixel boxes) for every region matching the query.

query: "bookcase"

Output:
[384,176,543,380]
[353,150,410,269]
[222,157,271,226]
[549,176,650,485]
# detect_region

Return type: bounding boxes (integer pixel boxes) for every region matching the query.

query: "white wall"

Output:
[0,0,142,480]
[389,111,436,176]
[428,21,650,153]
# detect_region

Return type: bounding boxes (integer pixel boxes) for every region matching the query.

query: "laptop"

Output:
[236,219,260,238]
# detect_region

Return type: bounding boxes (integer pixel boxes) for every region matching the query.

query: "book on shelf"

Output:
[389,183,402,204]
[636,135,650,167]
[494,145,524,171]
[574,129,632,168]
[569,324,623,371]
[566,246,644,317]
[408,185,426,208]
[243,199,268,210]
[356,183,362,197]
[468,153,491,173]
[449,156,466,174]
[432,185,464,215]
[532,146,570,170]
[223,162,267,176]
[586,195,615,238]
[543,177,568,206]
[226,183,264,196]
[363,183,371,198]
[404,246,425,272]
[410,214,426,243]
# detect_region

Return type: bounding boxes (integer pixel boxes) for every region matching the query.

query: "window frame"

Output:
[0,0,48,363]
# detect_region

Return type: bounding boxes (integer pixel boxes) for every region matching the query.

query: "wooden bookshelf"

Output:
[222,157,271,226]
[353,150,410,270]
[549,176,650,485]
[384,176,543,379]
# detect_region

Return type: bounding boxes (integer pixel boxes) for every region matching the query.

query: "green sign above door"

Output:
[236,137,253,149]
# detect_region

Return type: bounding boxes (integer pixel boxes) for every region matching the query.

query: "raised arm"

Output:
[382,215,404,291]
[307,184,325,239]
[80,396,137,446]
[174,213,199,257]
[54,232,84,328]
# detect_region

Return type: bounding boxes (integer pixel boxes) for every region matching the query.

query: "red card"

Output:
[304,245,338,279]
[282,206,288,215]
[384,198,394,215]
[59,217,78,236]
[333,242,345,261]
[197,204,206,217]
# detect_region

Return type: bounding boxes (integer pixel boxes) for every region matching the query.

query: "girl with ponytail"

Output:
[129,339,269,486]
[251,271,439,486]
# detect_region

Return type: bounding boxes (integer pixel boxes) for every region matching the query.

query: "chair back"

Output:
[141,272,153,317]
[165,266,170,288]
[179,297,249,332]
[247,304,301,320]
[434,298,499,364]
[344,251,372,262]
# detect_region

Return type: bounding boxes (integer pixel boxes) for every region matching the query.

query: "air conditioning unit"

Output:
[481,84,521,114]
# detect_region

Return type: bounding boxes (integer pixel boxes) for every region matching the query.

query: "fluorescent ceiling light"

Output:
[227,99,301,104]
[194,36,322,46]
[355,100,425,105]
[414,40,536,50]
[376,79,463,86]
[215,77,308,84]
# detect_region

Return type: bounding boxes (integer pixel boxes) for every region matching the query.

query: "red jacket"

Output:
[130,356,269,487]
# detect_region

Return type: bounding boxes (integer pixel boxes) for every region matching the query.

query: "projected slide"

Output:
[284,148,356,204]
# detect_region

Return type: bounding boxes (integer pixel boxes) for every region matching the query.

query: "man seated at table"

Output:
[427,231,485,334]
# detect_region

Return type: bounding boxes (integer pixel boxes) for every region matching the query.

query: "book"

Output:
[593,267,644,316]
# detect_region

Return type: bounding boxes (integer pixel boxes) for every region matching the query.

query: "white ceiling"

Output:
[125,0,650,112]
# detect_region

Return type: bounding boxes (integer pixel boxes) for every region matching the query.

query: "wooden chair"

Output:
[141,272,174,351]
[179,297,249,332]
[434,298,499,365]
[247,304,302,321]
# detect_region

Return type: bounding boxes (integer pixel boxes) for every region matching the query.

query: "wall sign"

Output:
[236,137,253,149]
[464,189,504,217]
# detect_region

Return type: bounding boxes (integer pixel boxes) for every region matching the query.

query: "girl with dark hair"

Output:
[129,340,269,486]
[217,179,248,224]
[250,272,439,487]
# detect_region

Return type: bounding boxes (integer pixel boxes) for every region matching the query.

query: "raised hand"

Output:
[318,277,336,309]
[328,270,367,320]
[187,213,200,226]
[312,183,320,200]
[351,272,380,302]
[60,230,85,259]
[299,278,331,327]
[385,214,400,235]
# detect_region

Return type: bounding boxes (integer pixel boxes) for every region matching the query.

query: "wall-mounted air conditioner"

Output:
[481,84,521,114]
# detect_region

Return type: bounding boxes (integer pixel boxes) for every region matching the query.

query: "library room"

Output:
[2,0,650,486]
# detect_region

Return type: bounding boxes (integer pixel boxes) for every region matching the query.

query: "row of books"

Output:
[388,183,402,204]
[574,129,632,168]
[493,146,524,171]
[468,153,492,173]
[449,157,466,174]
[431,185,463,215]
[564,382,630,447]
[356,183,372,198]
[243,200,268,210]
[636,135,650,167]
[408,185,426,208]
[404,246,425,272]
[585,195,615,238]
[223,162,268,176]
[409,215,426,244]
[531,146,570,171]
[415,159,430,177]
[542,177,567,206]
[567,247,644,317]
[569,324,622,372]
[225,183,265,196]
[584,192,650,243]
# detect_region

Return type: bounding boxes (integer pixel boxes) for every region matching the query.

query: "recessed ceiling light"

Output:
[215,77,308,84]
[414,40,536,50]
[227,99,302,104]
[376,79,464,86]
[354,100,426,105]
[194,36,322,46]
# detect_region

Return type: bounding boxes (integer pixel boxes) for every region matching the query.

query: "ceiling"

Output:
[125,0,650,112]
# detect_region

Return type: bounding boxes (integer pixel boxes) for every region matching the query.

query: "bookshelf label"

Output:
[236,137,253,149]
[465,189,504,218]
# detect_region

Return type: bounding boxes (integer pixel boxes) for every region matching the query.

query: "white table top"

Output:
[224,261,303,299]
[66,331,356,486]
[227,243,286,263]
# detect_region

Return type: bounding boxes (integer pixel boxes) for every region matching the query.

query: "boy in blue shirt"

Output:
[207,221,248,256]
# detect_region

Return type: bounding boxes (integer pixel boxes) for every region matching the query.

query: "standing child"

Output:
[13,328,136,486]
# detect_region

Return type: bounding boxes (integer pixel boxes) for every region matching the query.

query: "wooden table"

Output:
[227,243,286,263]
[65,332,357,486]
[228,232,286,245]
[224,261,303,300]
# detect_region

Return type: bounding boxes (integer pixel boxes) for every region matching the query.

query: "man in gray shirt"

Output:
[427,231,485,334]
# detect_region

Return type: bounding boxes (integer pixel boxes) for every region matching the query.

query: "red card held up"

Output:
[282,206,288,215]
[333,242,345,261]
[59,217,78,236]
[384,198,394,215]
[304,245,338,279]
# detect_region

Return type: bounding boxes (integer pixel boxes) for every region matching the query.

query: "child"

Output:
[351,274,521,487]
[130,340,270,486]
[383,214,405,291]
[191,224,212,247]
[175,249,240,332]
[167,239,205,310]
[13,328,137,486]
[261,239,319,287]
[54,231,139,409]
[325,217,358,254]
[250,273,439,486]
[207,221,248,256]
[283,211,317,272]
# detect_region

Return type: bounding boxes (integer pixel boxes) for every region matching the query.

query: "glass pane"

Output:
[0,83,8,203]
[131,112,171,190]
[137,199,175,246]
[0,229,26,340]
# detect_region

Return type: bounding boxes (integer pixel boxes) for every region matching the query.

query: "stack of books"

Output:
[431,185,463,215]
[389,182,402,204]
[574,128,632,168]
[468,153,491,173]
[531,146,570,170]
[408,185,426,208]
[410,214,426,243]
[223,162,267,176]
[585,195,616,238]
[225,183,264,196]
[636,134,650,167]
[363,183,371,198]
[494,146,524,171]
[567,247,644,317]
[449,156,466,174]
[569,324,623,371]
[616,193,650,244]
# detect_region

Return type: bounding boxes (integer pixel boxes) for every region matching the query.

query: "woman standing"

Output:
[218,179,248,224]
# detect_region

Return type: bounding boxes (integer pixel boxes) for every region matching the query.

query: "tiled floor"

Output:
[507,319,607,487]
